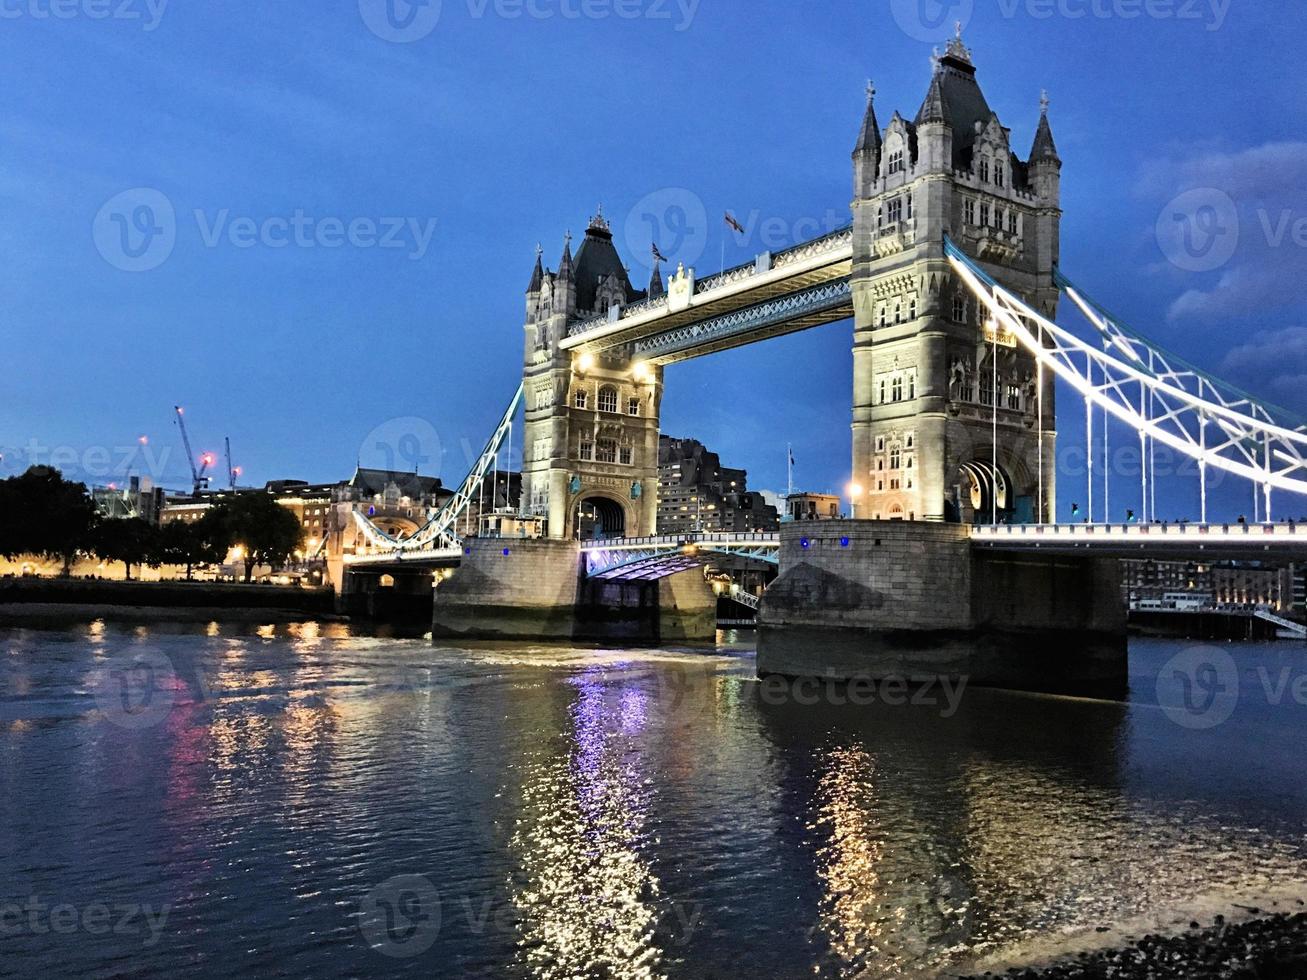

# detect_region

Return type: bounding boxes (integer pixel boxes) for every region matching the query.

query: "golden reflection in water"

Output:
[811,743,888,974]
[205,621,220,637]
[256,625,277,640]
[508,677,665,980]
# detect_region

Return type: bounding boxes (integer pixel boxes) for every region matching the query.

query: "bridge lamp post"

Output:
[847,482,864,520]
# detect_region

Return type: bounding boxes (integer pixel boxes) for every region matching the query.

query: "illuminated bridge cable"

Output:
[352,383,525,554]
[945,238,1307,515]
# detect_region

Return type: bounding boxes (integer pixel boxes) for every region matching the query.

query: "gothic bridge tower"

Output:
[851,34,1062,524]
[521,211,665,540]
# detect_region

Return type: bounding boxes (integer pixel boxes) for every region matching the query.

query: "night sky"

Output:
[5,0,1305,522]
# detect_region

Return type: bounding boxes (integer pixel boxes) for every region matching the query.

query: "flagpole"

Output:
[787,443,793,498]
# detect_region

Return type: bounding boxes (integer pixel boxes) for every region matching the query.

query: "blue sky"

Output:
[3,0,1306,522]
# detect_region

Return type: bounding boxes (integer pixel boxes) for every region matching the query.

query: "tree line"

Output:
[0,466,305,583]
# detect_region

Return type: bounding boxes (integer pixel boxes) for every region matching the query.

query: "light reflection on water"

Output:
[0,621,1306,978]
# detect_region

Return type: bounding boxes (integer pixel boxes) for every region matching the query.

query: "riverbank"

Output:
[0,577,337,621]
[961,904,1307,979]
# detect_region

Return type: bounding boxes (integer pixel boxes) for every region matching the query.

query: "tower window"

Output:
[995,163,1006,188]
[619,446,633,465]
[627,397,641,416]
[579,441,594,461]
[1008,211,1019,234]
[574,389,589,410]
[596,439,618,463]
[890,446,902,470]
[598,386,619,414]
[906,194,913,220]
[952,294,969,323]
[980,203,991,227]
[891,376,904,402]
[979,158,990,183]
[888,149,904,174]
[887,197,902,224]
[964,199,976,225]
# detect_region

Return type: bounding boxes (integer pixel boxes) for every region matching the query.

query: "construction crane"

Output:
[173,406,213,496]
[224,436,242,490]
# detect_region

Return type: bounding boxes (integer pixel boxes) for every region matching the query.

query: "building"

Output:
[657,436,779,535]
[784,492,841,522]
[851,34,1060,525]
[1121,559,1294,613]
[93,475,166,524]
[162,468,453,555]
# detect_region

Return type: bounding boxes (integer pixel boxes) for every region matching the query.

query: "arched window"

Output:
[598,386,619,414]
[889,444,902,470]
[574,388,588,410]
[627,397,641,417]
[979,158,990,183]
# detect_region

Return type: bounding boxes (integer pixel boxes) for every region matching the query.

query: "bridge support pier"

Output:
[757,521,1127,698]
[431,538,717,642]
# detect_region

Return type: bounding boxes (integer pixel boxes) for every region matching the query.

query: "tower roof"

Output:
[914,29,995,169]
[526,245,543,294]
[572,208,637,312]
[557,232,574,281]
[853,80,882,157]
[1030,92,1061,164]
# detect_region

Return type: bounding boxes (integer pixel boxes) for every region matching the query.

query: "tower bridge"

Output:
[326,32,1307,692]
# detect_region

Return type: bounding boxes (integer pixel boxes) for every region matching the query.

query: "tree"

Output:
[0,466,98,575]
[212,494,302,583]
[157,513,232,581]
[92,517,159,581]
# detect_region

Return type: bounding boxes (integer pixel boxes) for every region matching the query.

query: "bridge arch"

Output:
[574,493,627,541]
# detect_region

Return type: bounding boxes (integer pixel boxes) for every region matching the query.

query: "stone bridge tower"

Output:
[521,211,664,540]
[851,33,1061,524]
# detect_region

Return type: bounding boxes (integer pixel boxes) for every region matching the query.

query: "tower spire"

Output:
[558,231,574,280]
[526,243,543,294]
[853,77,882,158]
[1031,90,1060,163]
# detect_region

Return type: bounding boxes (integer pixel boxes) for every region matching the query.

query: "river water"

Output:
[1,619,1306,979]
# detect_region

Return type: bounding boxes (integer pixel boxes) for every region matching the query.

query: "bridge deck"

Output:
[972,523,1307,560]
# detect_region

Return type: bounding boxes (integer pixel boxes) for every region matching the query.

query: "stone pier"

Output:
[431,537,717,642]
[756,521,1127,697]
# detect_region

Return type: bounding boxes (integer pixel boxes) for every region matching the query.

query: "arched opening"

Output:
[574,496,625,541]
[379,574,396,588]
[956,460,1013,525]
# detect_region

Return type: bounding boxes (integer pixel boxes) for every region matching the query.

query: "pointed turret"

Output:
[526,244,543,294]
[917,70,948,126]
[558,232,574,281]
[853,80,884,197]
[648,256,664,299]
[1030,91,1061,164]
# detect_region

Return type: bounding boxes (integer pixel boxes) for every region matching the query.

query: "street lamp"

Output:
[847,482,864,520]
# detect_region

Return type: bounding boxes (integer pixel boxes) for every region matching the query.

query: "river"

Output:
[1,619,1305,978]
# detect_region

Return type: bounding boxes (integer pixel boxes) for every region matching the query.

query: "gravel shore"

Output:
[959,909,1307,979]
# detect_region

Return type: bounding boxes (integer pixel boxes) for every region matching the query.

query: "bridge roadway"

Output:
[342,522,1307,579]
[559,227,854,365]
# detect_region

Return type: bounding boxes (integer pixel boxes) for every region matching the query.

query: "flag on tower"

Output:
[724,211,745,235]
[652,242,669,263]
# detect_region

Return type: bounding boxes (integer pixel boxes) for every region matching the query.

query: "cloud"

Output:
[1139,141,1307,202]
[1218,326,1307,413]
[1168,262,1302,321]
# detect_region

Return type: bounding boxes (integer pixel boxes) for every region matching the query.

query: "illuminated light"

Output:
[840,537,851,548]
[138,436,148,445]
[632,361,651,382]
[801,538,811,549]
[502,548,511,557]
[847,482,864,498]
[576,352,595,372]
